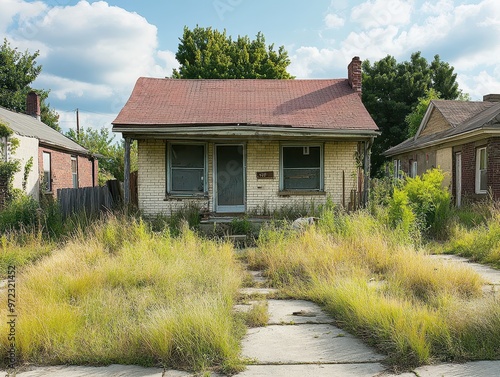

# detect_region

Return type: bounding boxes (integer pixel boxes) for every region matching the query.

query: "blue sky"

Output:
[1,0,500,134]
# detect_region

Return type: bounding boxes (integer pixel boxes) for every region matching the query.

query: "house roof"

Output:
[112,78,378,132]
[385,100,500,156]
[0,106,92,155]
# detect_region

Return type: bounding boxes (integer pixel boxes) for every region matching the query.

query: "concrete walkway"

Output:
[5,256,500,377]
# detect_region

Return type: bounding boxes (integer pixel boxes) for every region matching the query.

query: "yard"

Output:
[1,170,500,373]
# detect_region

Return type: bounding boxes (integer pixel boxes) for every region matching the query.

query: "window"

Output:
[393,159,401,179]
[43,152,51,192]
[168,143,207,194]
[476,147,487,194]
[281,145,322,191]
[410,160,418,178]
[71,156,78,188]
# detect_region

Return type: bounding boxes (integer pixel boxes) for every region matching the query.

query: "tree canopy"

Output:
[362,52,462,175]
[172,26,294,79]
[0,39,60,131]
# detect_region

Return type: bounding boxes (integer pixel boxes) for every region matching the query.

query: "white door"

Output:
[456,152,462,207]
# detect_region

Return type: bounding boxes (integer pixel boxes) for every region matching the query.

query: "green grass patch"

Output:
[0,216,245,373]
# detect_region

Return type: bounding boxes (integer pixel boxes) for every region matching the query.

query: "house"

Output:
[112,57,379,216]
[384,94,500,206]
[0,92,98,204]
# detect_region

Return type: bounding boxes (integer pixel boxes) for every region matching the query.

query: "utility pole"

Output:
[76,108,80,137]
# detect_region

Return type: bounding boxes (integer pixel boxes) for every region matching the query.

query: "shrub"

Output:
[0,194,39,233]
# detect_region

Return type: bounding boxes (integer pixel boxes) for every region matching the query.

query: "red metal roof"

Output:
[113,78,378,131]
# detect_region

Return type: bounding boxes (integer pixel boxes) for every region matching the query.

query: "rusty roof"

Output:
[112,78,378,131]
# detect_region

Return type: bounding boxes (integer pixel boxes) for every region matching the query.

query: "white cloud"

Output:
[324,13,345,29]
[351,0,414,29]
[2,0,178,127]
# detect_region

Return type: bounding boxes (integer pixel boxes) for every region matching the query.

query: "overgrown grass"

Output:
[438,207,500,268]
[0,230,54,278]
[246,211,497,369]
[0,215,245,373]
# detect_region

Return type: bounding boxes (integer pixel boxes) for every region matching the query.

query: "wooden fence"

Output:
[57,186,114,218]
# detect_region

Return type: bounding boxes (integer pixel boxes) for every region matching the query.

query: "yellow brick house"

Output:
[112,57,379,216]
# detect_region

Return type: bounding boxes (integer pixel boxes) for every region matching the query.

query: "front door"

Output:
[456,152,462,207]
[215,145,245,213]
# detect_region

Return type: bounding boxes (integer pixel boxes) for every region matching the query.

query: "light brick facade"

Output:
[138,139,359,216]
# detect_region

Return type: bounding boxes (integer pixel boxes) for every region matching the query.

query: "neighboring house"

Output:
[112,57,379,216]
[384,94,500,206]
[0,92,98,202]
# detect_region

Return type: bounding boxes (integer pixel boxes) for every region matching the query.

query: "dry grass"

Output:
[0,216,245,373]
[246,211,497,369]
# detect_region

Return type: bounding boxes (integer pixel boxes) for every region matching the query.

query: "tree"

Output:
[0,39,60,131]
[362,52,462,175]
[66,127,137,184]
[406,88,441,138]
[172,26,294,79]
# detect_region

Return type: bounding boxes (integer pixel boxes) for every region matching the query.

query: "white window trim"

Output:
[411,160,418,178]
[71,156,78,189]
[393,159,401,179]
[279,143,324,192]
[475,147,487,194]
[166,142,208,196]
[43,151,52,193]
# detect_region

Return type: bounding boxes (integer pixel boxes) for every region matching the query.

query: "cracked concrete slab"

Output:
[412,361,500,377]
[267,299,334,325]
[242,324,385,364]
[7,365,166,377]
[236,363,387,376]
[239,287,278,296]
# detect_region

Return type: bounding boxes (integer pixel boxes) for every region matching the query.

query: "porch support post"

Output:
[363,137,374,207]
[124,137,131,207]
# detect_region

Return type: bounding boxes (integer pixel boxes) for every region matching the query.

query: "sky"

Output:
[1,0,500,136]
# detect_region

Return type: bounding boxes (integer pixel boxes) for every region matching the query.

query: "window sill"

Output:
[278,190,326,197]
[164,193,208,201]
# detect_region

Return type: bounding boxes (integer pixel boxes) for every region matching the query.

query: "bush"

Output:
[0,195,39,232]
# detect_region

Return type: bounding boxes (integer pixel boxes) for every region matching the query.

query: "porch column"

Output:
[363,137,374,207]
[124,137,131,207]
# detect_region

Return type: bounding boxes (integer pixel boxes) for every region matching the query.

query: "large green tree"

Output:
[173,26,294,79]
[66,127,137,184]
[362,52,461,175]
[0,39,60,131]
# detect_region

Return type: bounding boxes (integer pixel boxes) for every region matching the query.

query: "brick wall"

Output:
[137,139,358,216]
[38,146,97,197]
[488,137,500,200]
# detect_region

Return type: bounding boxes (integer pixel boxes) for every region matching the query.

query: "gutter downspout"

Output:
[363,137,374,207]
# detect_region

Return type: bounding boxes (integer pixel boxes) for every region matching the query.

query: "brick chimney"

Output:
[483,94,500,102]
[26,91,41,121]
[348,56,362,94]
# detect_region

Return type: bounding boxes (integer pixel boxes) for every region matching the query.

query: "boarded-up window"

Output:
[169,144,206,193]
[281,146,322,191]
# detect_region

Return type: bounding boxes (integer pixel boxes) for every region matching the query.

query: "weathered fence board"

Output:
[57,186,114,218]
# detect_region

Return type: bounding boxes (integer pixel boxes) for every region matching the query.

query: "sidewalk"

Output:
[5,255,500,377]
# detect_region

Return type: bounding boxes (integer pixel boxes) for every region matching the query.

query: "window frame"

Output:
[43,151,52,192]
[475,146,488,194]
[279,144,324,192]
[393,159,402,179]
[166,142,208,196]
[71,155,78,189]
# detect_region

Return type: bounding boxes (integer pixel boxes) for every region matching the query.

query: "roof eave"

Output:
[111,124,380,140]
[384,127,500,157]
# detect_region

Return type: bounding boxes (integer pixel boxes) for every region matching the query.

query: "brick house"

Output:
[384,94,500,206]
[112,57,379,216]
[0,92,98,202]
